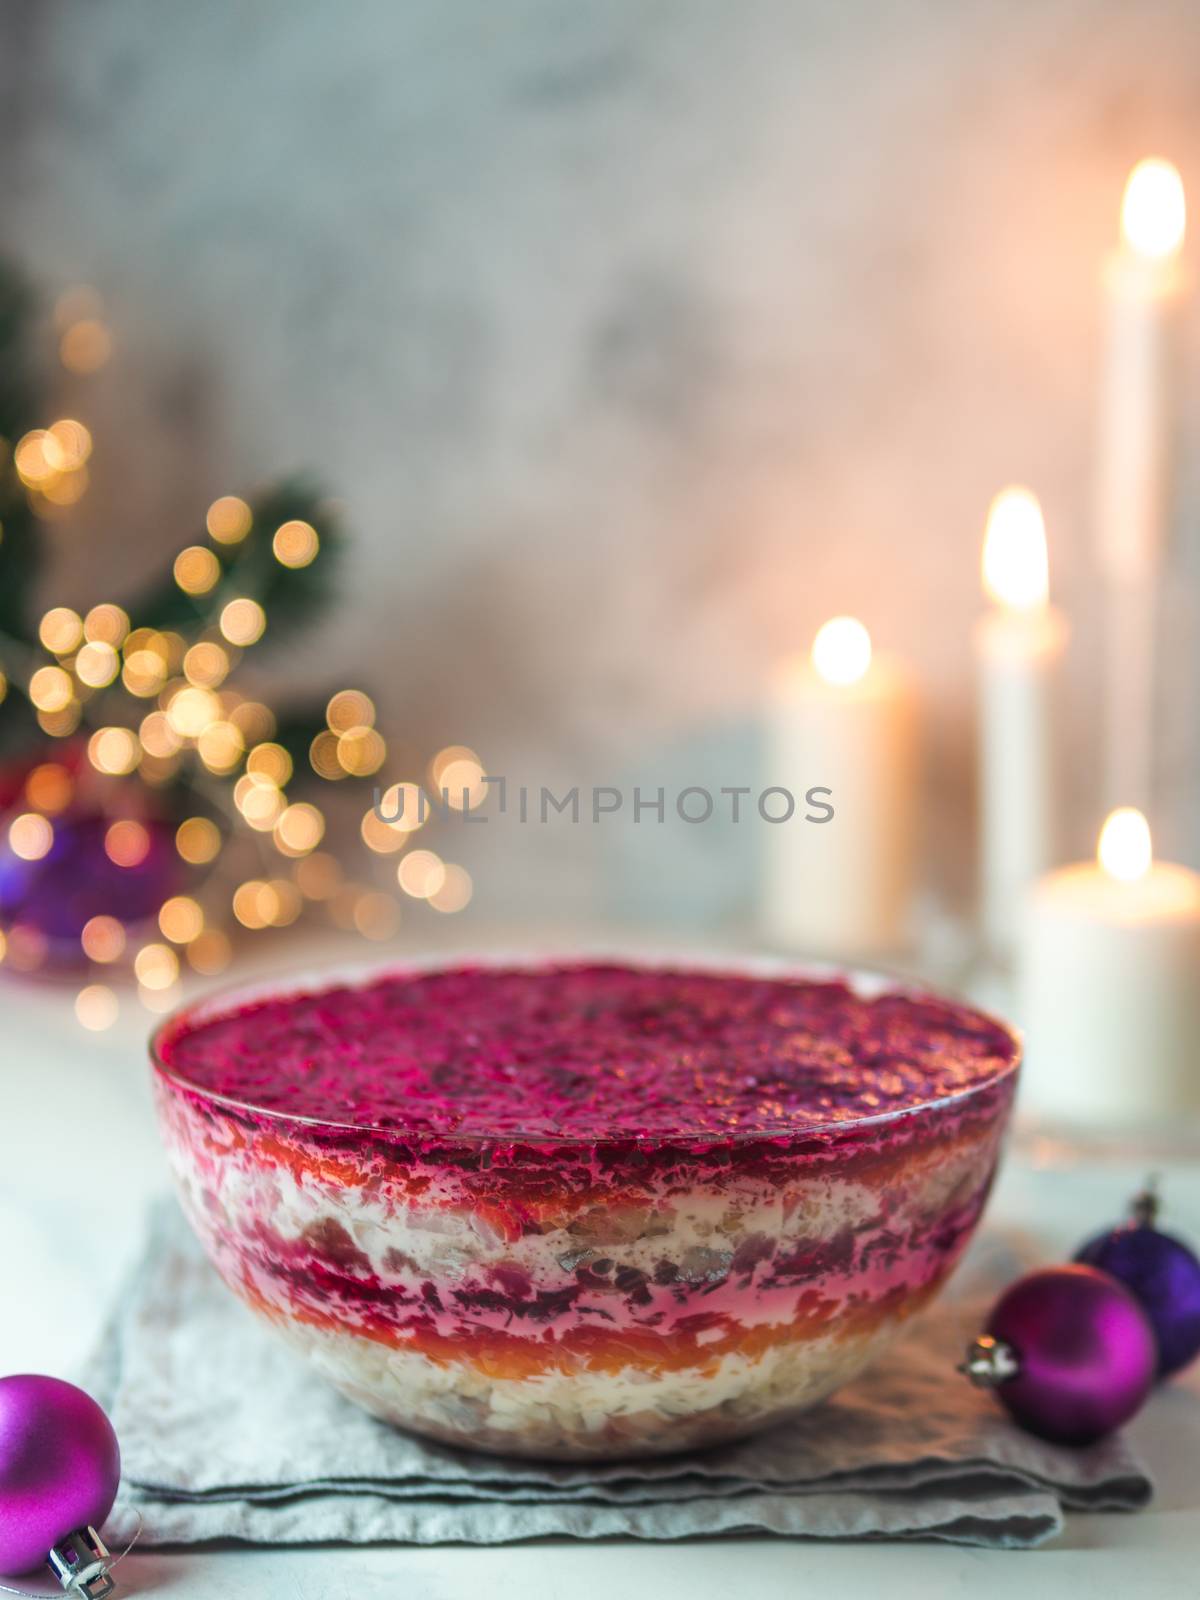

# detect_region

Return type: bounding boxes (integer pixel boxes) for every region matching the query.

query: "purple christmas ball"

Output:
[980,1264,1156,1446]
[1077,1210,1200,1378]
[0,1375,120,1576]
[0,806,183,972]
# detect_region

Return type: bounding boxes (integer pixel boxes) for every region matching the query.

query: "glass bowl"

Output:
[149,955,1020,1460]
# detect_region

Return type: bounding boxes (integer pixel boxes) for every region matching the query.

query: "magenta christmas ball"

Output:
[0,1375,120,1576]
[966,1264,1157,1446]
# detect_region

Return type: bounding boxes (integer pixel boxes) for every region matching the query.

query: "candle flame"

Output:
[811,616,872,686]
[982,487,1049,610]
[1098,807,1152,882]
[1121,159,1186,261]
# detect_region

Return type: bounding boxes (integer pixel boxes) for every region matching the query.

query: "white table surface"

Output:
[3,929,1200,1600]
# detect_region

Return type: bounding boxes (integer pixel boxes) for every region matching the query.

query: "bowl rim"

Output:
[148,946,1023,1147]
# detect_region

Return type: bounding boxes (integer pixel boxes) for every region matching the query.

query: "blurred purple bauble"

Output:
[0,1375,120,1575]
[0,807,182,972]
[971,1264,1157,1446]
[1077,1200,1200,1378]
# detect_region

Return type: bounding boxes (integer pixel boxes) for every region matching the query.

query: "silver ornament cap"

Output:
[959,1334,1020,1388]
[45,1527,115,1600]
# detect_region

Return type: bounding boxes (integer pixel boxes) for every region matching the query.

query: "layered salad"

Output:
[152,961,1019,1458]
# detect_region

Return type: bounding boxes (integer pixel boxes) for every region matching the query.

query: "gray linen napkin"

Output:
[87,1201,1151,1549]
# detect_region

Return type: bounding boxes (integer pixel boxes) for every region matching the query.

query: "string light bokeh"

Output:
[0,273,478,1030]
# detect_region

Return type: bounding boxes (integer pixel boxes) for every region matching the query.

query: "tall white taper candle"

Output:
[1097,158,1187,811]
[975,488,1067,956]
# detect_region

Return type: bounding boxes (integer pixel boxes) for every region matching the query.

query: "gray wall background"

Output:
[3,0,1199,932]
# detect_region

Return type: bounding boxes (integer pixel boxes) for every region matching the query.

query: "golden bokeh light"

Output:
[237,781,285,831]
[33,475,85,515]
[127,626,157,664]
[129,628,183,671]
[84,604,130,648]
[206,496,252,545]
[14,431,57,488]
[429,863,473,914]
[354,892,401,941]
[105,818,151,868]
[166,685,221,739]
[44,419,92,473]
[219,597,266,647]
[135,942,179,990]
[60,319,113,374]
[122,649,169,697]
[336,725,386,776]
[228,700,275,743]
[38,606,84,655]
[430,745,480,786]
[159,896,204,944]
[30,665,75,713]
[74,640,120,688]
[232,879,275,930]
[361,806,410,854]
[372,781,426,834]
[173,545,221,596]
[139,710,183,759]
[187,928,232,975]
[37,703,81,738]
[197,720,244,774]
[309,729,345,780]
[274,802,325,857]
[88,725,140,775]
[267,878,302,927]
[75,985,119,1031]
[9,813,54,862]
[176,816,221,865]
[432,752,486,810]
[25,763,73,815]
[246,742,293,786]
[397,849,446,900]
[293,851,342,900]
[183,641,231,688]
[272,519,320,569]
[80,915,126,964]
[326,689,375,733]
[37,466,90,508]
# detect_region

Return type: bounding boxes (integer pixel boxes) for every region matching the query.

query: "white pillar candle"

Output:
[1018,807,1200,1127]
[974,487,1067,956]
[763,616,919,958]
[1097,158,1187,810]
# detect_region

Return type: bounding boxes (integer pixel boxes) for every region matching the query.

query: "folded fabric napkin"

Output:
[86,1201,1151,1550]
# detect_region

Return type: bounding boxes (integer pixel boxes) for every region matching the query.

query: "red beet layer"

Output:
[157,962,1017,1140]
